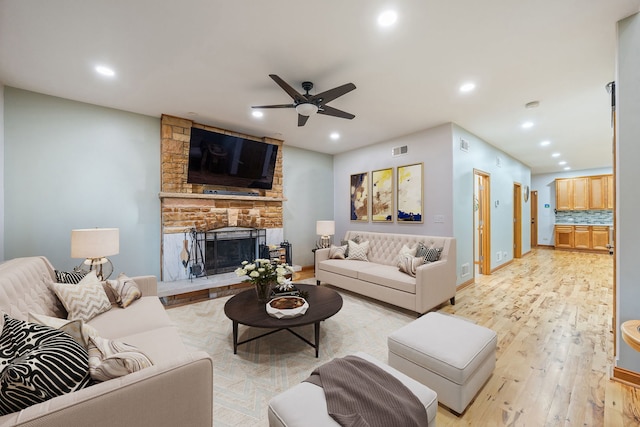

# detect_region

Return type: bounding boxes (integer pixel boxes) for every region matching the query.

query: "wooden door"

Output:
[474,170,491,275]
[513,183,522,258]
[573,177,590,210]
[574,226,591,249]
[589,176,607,209]
[531,191,538,247]
[556,179,573,210]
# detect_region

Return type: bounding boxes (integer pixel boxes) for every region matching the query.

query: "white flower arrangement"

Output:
[235,258,294,287]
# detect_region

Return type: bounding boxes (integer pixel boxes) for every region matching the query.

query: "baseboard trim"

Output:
[491,259,513,273]
[612,366,640,388]
[457,277,474,291]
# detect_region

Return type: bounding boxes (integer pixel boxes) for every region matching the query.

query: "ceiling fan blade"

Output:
[317,105,355,120]
[311,83,356,104]
[269,74,307,103]
[251,104,295,109]
[298,114,310,127]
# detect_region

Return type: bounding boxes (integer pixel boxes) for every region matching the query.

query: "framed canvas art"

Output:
[397,163,423,223]
[350,172,369,221]
[371,168,393,222]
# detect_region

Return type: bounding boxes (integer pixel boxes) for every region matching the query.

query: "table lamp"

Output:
[71,228,120,280]
[316,220,335,249]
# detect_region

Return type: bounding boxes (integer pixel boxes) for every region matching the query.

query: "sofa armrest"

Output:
[131,275,158,297]
[3,351,214,427]
[315,248,330,269]
[414,258,456,314]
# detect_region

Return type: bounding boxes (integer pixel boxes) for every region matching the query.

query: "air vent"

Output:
[460,138,469,152]
[392,145,408,157]
[461,263,470,277]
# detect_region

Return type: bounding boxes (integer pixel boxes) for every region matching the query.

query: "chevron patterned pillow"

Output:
[346,240,369,261]
[51,280,112,322]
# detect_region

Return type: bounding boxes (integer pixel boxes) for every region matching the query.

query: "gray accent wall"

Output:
[4,87,161,277]
[616,12,640,373]
[282,145,333,267]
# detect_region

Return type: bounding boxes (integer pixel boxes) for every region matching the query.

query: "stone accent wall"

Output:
[160,114,284,234]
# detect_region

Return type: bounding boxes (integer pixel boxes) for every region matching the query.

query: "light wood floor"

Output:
[299,249,640,426]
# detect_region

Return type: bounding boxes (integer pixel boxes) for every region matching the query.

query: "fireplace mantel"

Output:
[159,192,287,202]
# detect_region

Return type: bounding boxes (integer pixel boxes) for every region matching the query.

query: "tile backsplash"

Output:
[555,210,613,224]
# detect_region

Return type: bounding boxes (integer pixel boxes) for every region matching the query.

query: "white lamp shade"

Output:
[71,228,120,258]
[316,220,335,236]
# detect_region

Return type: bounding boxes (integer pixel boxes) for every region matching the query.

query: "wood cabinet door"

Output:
[606,175,614,209]
[572,178,589,210]
[556,179,573,210]
[589,176,607,209]
[592,226,610,251]
[574,226,591,249]
[555,226,574,248]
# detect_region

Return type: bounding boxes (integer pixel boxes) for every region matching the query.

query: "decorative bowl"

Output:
[266,296,309,319]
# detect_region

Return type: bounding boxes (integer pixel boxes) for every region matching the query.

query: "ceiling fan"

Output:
[252,74,356,126]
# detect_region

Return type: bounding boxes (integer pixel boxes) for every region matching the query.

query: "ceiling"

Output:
[1,1,639,174]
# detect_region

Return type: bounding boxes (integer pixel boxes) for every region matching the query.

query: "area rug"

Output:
[165,281,415,427]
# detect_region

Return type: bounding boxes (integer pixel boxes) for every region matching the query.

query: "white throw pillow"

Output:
[347,240,369,261]
[28,312,99,348]
[88,336,153,382]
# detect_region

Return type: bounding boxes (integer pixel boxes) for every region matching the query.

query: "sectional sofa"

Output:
[0,256,214,427]
[315,231,456,314]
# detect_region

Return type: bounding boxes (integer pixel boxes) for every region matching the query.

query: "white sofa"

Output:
[0,256,214,427]
[315,231,456,314]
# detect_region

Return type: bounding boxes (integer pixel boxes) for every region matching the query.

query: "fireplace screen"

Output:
[203,227,266,275]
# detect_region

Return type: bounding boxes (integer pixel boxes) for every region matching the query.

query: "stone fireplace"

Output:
[159,115,285,282]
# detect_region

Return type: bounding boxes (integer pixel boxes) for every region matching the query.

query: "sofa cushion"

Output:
[87,297,175,338]
[116,326,189,365]
[358,264,416,294]
[50,280,112,322]
[106,273,142,308]
[0,315,91,416]
[319,259,373,279]
[87,335,153,382]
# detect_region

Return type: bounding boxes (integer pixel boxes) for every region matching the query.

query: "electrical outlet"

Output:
[434,214,445,223]
[503,251,508,259]
[496,251,502,261]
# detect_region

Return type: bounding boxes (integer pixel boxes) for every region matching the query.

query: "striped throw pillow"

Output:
[88,336,153,382]
[106,273,142,308]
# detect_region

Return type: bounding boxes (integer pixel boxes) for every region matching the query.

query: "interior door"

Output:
[474,170,491,275]
[514,183,522,258]
[531,190,538,247]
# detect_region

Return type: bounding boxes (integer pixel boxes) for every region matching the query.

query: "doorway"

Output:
[531,190,538,247]
[513,183,522,258]
[474,170,491,276]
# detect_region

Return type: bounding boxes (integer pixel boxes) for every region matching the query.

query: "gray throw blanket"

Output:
[304,355,428,427]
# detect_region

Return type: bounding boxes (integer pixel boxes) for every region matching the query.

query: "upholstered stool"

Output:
[267,352,438,427]
[388,312,497,414]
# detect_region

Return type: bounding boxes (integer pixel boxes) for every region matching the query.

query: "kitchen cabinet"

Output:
[554,225,611,252]
[574,226,591,249]
[555,226,574,249]
[592,226,610,251]
[556,175,613,210]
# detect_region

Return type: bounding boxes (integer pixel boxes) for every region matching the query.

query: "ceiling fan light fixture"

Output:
[296,103,319,116]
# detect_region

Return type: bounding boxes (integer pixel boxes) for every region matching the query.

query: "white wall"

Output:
[4,87,161,276]
[282,146,333,267]
[532,167,612,246]
[452,125,531,277]
[332,124,454,241]
[0,84,4,262]
[616,12,640,373]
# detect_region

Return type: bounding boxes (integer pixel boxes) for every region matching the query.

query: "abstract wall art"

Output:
[371,168,393,222]
[350,172,369,221]
[397,163,423,223]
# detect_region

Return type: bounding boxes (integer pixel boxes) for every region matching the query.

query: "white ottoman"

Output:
[267,352,438,427]
[388,312,497,414]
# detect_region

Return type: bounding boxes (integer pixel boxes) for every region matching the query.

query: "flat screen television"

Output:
[187,127,278,189]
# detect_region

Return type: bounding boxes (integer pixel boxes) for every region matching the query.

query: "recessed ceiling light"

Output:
[95,65,115,77]
[521,121,534,129]
[540,140,551,146]
[378,10,398,27]
[459,82,476,93]
[564,166,571,171]
[330,132,340,140]
[552,153,561,158]
[559,161,567,165]
[252,111,264,118]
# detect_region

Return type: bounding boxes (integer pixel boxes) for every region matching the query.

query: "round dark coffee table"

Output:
[224,284,343,358]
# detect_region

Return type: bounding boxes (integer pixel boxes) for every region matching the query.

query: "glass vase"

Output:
[254,282,272,304]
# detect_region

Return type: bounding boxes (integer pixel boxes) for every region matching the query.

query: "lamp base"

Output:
[318,236,332,249]
[74,257,113,280]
